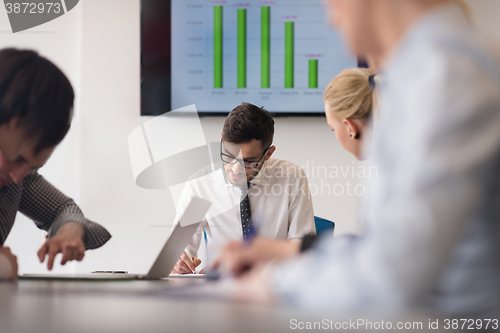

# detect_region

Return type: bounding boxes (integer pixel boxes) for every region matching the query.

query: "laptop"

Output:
[21,196,211,281]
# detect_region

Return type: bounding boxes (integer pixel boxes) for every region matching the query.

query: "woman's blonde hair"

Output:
[324,68,375,121]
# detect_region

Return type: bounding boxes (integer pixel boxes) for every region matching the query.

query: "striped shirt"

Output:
[0,170,111,249]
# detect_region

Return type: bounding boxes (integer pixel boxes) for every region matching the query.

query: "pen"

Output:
[91,271,128,274]
[184,247,196,274]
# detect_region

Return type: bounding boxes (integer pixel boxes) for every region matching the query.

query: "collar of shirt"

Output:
[222,159,269,188]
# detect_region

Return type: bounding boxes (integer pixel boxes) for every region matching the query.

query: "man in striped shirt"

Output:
[0,48,111,280]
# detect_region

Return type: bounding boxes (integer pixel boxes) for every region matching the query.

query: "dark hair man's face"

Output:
[0,117,54,188]
[222,139,274,186]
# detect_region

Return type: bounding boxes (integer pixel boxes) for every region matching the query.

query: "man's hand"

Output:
[211,237,300,277]
[171,251,201,274]
[37,222,85,270]
[233,263,276,305]
[0,247,18,280]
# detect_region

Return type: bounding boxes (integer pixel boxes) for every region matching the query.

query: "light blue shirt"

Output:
[272,4,500,318]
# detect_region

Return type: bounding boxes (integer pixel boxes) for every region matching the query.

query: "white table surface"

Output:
[0,278,459,333]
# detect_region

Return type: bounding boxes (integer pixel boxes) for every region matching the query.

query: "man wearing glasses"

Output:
[171,103,315,274]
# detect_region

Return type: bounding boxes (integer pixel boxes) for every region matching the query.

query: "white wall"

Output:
[2,0,500,274]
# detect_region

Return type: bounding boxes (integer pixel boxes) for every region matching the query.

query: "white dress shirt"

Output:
[271,4,500,319]
[172,158,315,259]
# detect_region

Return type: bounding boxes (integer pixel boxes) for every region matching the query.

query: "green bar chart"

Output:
[237,9,247,88]
[170,0,357,113]
[261,6,270,88]
[213,5,223,88]
[211,6,324,90]
[309,59,318,88]
[284,21,294,89]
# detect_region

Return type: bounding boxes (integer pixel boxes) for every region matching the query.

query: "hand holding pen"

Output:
[207,213,301,278]
[171,248,201,274]
[210,237,300,278]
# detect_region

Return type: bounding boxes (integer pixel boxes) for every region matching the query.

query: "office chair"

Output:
[314,216,335,236]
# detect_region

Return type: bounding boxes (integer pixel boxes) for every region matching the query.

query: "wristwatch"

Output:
[300,233,318,253]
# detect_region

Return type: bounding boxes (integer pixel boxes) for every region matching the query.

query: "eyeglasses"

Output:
[220,140,270,169]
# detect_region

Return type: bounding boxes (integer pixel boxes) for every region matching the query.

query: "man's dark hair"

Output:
[0,48,74,154]
[222,103,274,149]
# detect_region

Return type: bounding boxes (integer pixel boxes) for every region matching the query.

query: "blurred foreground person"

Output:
[215,0,500,320]
[0,48,111,280]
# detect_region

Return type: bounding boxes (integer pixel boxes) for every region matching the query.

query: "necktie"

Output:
[240,183,255,240]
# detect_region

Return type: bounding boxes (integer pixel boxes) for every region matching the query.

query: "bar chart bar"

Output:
[237,9,246,88]
[309,59,318,88]
[214,6,223,88]
[261,6,271,88]
[285,22,294,88]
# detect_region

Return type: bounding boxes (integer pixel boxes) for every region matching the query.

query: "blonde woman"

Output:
[324,67,376,160]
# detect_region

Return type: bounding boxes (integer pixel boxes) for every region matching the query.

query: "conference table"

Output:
[0,277,459,333]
